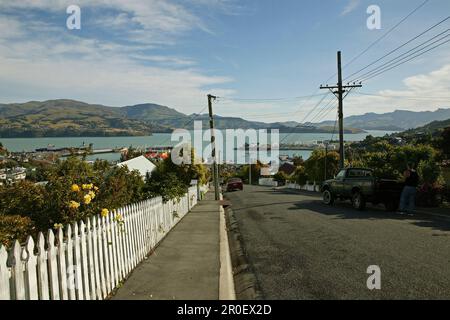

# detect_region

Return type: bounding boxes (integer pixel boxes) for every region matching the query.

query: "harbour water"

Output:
[0,130,396,162]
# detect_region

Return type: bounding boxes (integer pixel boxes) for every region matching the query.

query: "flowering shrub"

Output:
[0,215,35,247]
[0,155,208,246]
[0,157,145,245]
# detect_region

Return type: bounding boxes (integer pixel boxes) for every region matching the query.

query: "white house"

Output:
[117,155,156,179]
[0,169,6,186]
[5,167,27,184]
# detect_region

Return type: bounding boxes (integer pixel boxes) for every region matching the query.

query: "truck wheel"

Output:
[352,191,366,210]
[323,190,334,205]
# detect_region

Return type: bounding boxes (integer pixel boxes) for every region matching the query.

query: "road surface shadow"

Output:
[226,200,301,212]
[289,199,450,232]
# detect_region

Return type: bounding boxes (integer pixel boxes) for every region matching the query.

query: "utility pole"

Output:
[324,142,328,181]
[208,94,220,200]
[320,51,362,169]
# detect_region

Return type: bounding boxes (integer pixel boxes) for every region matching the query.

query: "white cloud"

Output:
[341,0,361,16]
[0,1,239,114]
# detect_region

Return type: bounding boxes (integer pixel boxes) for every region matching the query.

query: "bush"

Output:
[0,215,35,247]
[417,159,442,185]
[273,172,289,185]
[0,157,147,234]
[0,154,209,241]
[304,150,340,183]
[144,169,188,202]
[294,166,308,186]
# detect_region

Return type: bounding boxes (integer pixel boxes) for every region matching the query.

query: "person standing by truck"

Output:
[398,162,419,215]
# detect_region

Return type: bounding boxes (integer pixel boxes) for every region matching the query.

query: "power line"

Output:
[355,92,450,102]
[352,30,450,82]
[216,92,328,103]
[324,0,431,83]
[344,16,450,82]
[304,97,336,125]
[360,38,450,82]
[158,105,209,146]
[279,93,332,144]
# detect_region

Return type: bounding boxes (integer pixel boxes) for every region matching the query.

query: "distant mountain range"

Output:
[0,99,362,138]
[315,108,450,131]
[0,99,449,138]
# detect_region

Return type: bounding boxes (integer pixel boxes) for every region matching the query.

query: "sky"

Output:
[0,0,449,124]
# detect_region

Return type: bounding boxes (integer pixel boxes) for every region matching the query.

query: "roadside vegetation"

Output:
[0,155,209,247]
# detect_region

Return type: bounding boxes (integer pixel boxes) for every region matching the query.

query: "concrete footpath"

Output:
[112,191,221,300]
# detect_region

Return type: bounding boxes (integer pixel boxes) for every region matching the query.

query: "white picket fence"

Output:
[0,186,202,300]
[259,178,279,187]
[286,182,321,192]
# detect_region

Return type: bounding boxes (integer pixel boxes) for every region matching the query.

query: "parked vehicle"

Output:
[321,168,403,211]
[226,178,244,192]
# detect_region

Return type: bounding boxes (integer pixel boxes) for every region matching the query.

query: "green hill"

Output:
[0,100,168,137]
[0,99,364,138]
[400,118,450,138]
[317,108,450,131]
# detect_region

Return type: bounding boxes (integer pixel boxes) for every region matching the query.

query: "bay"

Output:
[0,130,396,162]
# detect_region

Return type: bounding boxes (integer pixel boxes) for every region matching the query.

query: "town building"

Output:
[117,155,156,179]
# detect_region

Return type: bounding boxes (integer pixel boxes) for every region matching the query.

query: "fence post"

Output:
[12,240,26,300]
[73,223,84,300]
[87,217,101,300]
[65,224,76,300]
[0,245,10,300]
[37,232,49,300]
[97,216,109,298]
[57,228,68,300]
[47,230,60,300]
[24,236,38,300]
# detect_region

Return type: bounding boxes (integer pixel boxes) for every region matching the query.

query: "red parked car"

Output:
[226,178,243,192]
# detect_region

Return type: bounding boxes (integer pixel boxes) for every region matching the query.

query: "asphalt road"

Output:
[225,185,450,300]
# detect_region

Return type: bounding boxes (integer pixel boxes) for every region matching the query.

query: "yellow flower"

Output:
[53,223,64,230]
[71,184,80,192]
[82,183,93,190]
[88,190,96,199]
[69,201,80,209]
[93,186,99,191]
[101,208,109,217]
[83,194,92,205]
[115,214,123,222]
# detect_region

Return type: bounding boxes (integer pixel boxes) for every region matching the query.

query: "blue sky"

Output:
[0,0,449,123]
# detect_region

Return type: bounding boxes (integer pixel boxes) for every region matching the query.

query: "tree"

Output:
[273,171,289,185]
[292,156,304,167]
[304,150,339,183]
[144,165,188,202]
[418,159,442,185]
[294,166,308,185]
[439,127,450,159]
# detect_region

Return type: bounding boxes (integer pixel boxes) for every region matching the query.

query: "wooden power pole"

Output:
[320,51,362,169]
[208,94,220,200]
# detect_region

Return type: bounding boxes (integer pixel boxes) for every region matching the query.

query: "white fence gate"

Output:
[0,186,202,300]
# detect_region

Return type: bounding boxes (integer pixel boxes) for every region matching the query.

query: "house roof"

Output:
[117,155,156,178]
[279,162,296,176]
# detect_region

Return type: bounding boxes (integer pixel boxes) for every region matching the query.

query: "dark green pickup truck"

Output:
[321,168,403,211]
